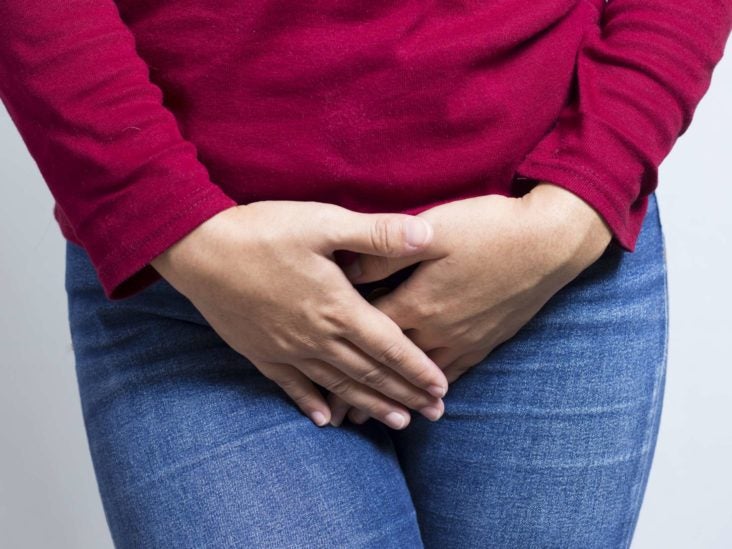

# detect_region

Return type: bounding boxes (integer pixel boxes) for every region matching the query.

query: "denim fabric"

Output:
[65,193,668,548]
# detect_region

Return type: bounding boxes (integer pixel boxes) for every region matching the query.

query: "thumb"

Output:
[326,209,434,257]
[343,252,419,285]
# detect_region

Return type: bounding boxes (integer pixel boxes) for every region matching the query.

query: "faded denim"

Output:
[65,193,668,548]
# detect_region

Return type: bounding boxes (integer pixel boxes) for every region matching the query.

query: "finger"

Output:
[326,336,445,418]
[425,345,463,369]
[348,408,371,425]
[295,357,413,430]
[366,262,440,331]
[347,243,448,285]
[441,349,490,384]
[342,297,449,398]
[401,327,444,354]
[257,361,332,427]
[367,285,417,331]
[326,392,352,427]
[343,253,420,285]
[321,208,436,259]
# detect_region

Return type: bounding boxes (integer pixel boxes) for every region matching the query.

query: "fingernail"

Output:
[404,218,432,249]
[344,259,362,281]
[419,405,443,422]
[329,412,344,427]
[385,411,408,429]
[427,384,447,398]
[311,410,328,427]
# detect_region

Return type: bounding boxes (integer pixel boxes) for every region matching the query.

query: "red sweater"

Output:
[1,1,730,299]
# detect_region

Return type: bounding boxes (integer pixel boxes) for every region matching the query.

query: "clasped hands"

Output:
[150,181,612,432]
[328,182,614,427]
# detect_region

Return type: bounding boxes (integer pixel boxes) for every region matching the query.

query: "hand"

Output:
[150,200,448,430]
[328,182,613,425]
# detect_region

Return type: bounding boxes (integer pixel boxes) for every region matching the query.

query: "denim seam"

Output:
[619,203,669,548]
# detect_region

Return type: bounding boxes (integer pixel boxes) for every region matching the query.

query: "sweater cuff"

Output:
[92,185,237,300]
[514,110,655,253]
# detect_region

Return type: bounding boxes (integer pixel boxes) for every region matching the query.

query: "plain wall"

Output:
[1,41,730,549]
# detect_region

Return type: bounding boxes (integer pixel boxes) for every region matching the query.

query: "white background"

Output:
[1,39,730,549]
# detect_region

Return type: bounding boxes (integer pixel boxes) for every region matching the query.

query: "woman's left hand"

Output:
[327,182,614,426]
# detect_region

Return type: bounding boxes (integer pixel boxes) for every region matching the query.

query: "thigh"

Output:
[65,241,424,549]
[390,193,669,549]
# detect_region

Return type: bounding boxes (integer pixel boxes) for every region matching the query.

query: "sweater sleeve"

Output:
[0,0,238,300]
[514,0,732,251]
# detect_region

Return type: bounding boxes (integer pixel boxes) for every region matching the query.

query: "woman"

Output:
[2,0,729,547]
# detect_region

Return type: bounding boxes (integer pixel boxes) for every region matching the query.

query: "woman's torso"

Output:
[112,0,604,215]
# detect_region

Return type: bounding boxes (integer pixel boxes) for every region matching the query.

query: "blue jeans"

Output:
[65,193,668,548]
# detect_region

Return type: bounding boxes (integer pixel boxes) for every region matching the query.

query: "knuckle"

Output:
[413,299,436,320]
[357,366,388,388]
[411,364,436,387]
[370,216,398,255]
[276,374,303,392]
[401,390,425,409]
[289,391,314,409]
[463,329,484,348]
[293,332,321,355]
[376,340,407,368]
[327,375,354,396]
[319,299,351,336]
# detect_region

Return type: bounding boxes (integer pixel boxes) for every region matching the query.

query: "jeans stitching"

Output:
[619,195,669,548]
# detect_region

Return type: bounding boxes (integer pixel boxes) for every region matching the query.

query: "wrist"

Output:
[523,181,613,271]
[150,204,240,282]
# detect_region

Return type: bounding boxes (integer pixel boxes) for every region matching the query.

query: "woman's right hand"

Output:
[150,200,448,430]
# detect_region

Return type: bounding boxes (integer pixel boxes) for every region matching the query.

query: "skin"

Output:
[326,182,615,426]
[149,200,450,431]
